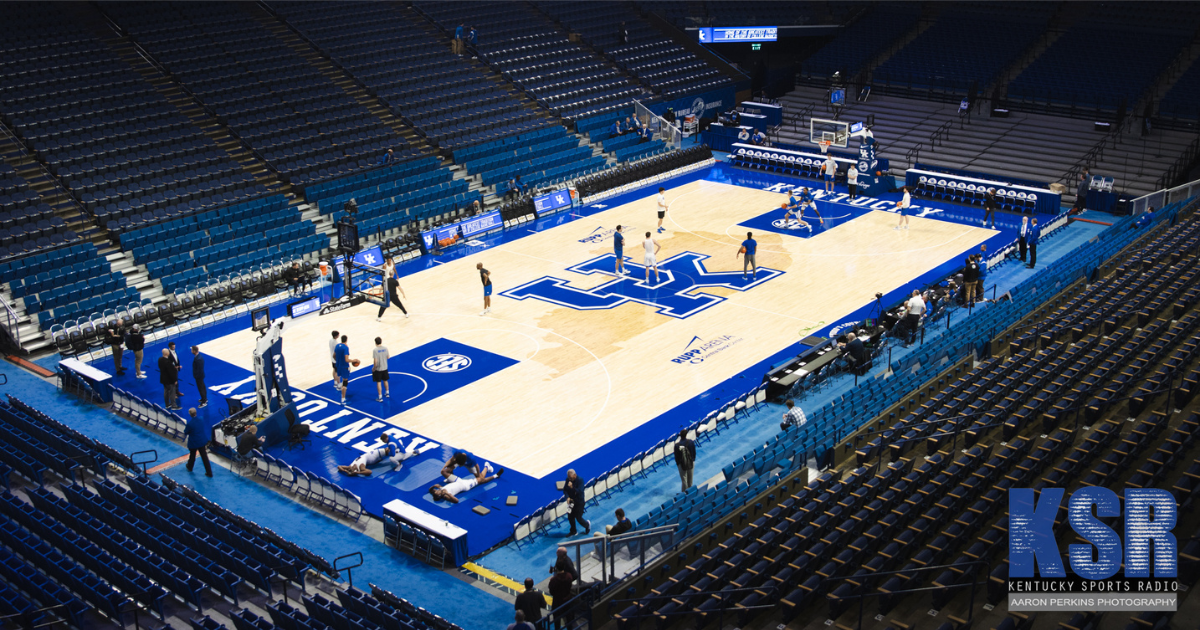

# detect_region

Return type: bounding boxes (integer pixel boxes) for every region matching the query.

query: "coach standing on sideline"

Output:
[1018,216,1030,262]
[673,429,696,492]
[1027,218,1040,268]
[191,346,207,408]
[983,188,998,229]
[106,318,125,375]
[159,348,179,410]
[847,163,859,200]
[126,324,145,379]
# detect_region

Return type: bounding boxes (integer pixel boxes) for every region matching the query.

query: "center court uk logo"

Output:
[421,354,472,373]
[501,252,784,319]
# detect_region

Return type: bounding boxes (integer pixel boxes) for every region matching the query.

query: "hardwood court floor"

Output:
[202,180,992,478]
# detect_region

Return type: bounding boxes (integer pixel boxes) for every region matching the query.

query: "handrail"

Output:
[130,449,157,476]
[822,560,989,630]
[333,552,363,590]
[0,293,20,353]
[1156,134,1200,191]
[557,524,678,587]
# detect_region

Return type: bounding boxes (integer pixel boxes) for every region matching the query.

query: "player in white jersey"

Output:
[655,187,667,233]
[643,231,661,284]
[895,187,912,230]
[429,462,501,503]
[338,433,414,476]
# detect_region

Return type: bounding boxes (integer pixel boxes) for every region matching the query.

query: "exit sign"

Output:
[752,43,761,50]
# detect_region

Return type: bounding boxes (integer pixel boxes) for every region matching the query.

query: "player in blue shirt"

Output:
[613,225,627,275]
[737,231,758,280]
[333,334,356,404]
[785,188,820,230]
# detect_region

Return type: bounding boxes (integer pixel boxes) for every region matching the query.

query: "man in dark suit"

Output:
[547,568,574,622]
[562,469,589,535]
[158,348,179,410]
[184,408,212,477]
[168,341,183,399]
[105,318,125,375]
[191,346,207,408]
[673,429,696,492]
[1028,218,1040,268]
[1018,216,1030,262]
[514,578,547,624]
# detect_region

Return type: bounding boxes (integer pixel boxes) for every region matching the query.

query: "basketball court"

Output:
[91,162,1016,556]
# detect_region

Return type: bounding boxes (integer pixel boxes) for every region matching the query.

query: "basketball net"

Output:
[819,140,831,155]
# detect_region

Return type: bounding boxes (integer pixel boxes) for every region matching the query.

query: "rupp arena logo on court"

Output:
[671,335,743,365]
[578,226,617,244]
[1007,486,1179,612]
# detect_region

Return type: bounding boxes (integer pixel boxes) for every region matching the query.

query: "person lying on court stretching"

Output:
[441,451,504,484]
[338,433,414,476]
[429,463,503,503]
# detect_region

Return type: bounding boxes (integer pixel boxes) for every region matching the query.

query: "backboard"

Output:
[809,118,849,148]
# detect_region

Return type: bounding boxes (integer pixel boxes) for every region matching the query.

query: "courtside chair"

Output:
[292,469,311,501]
[255,452,271,481]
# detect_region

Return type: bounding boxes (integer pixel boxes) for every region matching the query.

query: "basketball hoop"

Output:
[818,140,831,154]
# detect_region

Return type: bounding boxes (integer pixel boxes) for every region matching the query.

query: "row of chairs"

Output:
[248,450,364,522]
[912,177,1038,213]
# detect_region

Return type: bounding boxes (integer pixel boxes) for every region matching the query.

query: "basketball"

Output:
[739,246,746,254]
[351,359,361,367]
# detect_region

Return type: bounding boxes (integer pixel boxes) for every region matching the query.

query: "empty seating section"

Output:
[538,1,733,99]
[0,393,369,630]
[0,6,267,238]
[418,1,640,121]
[1008,3,1200,113]
[0,163,76,258]
[800,4,922,80]
[271,1,549,153]
[116,195,326,295]
[102,2,402,189]
[613,210,1200,625]
[1160,57,1200,122]
[874,4,1054,96]
[4,242,142,331]
[453,125,607,189]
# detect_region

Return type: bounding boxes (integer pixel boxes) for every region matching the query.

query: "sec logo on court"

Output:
[422,354,472,373]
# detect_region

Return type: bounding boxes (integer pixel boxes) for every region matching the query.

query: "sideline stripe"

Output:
[147,455,189,475]
[1072,217,1113,226]
[6,356,54,378]
[461,562,554,605]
